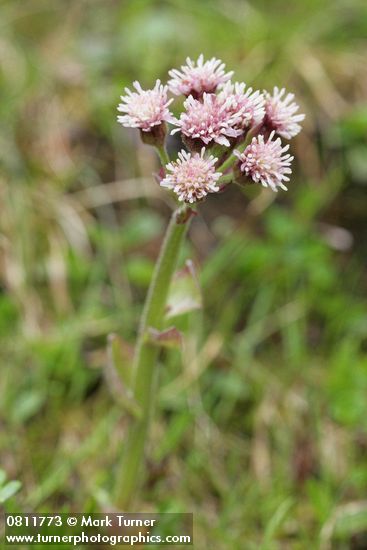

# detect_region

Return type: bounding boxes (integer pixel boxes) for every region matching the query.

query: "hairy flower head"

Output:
[218,81,265,130]
[171,93,243,147]
[264,87,305,139]
[234,131,293,191]
[117,80,174,131]
[160,148,221,203]
[168,54,233,98]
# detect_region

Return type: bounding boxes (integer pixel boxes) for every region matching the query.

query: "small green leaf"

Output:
[147,326,182,349]
[0,480,21,503]
[12,390,45,424]
[261,498,294,548]
[166,260,202,319]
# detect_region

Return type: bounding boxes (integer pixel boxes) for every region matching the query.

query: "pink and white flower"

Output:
[117,80,174,132]
[264,87,305,139]
[171,93,243,147]
[160,148,222,203]
[234,131,293,191]
[218,81,265,130]
[168,54,233,98]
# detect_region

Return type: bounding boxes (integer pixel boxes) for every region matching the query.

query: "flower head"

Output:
[172,93,243,147]
[168,54,233,98]
[160,148,221,203]
[218,81,265,130]
[117,80,174,132]
[234,131,293,191]
[264,87,305,139]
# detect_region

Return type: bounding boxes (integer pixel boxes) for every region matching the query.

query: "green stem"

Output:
[115,205,191,509]
[218,125,260,173]
[218,173,233,186]
[156,145,170,166]
[218,152,238,174]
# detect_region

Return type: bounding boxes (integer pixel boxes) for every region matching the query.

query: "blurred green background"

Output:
[1,0,367,548]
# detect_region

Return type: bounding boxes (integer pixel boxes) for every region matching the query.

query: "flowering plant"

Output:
[115,55,304,508]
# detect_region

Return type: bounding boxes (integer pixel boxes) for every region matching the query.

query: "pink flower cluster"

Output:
[264,87,305,139]
[171,93,244,147]
[161,148,221,203]
[117,80,174,132]
[234,132,293,192]
[168,54,233,98]
[117,55,305,202]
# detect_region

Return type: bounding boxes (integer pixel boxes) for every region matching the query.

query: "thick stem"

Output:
[115,205,191,509]
[155,145,170,166]
[218,152,238,174]
[218,173,233,186]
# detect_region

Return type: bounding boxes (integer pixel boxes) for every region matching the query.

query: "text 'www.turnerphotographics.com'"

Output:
[4,513,193,546]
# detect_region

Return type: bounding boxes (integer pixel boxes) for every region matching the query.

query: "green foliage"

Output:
[0,470,21,504]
